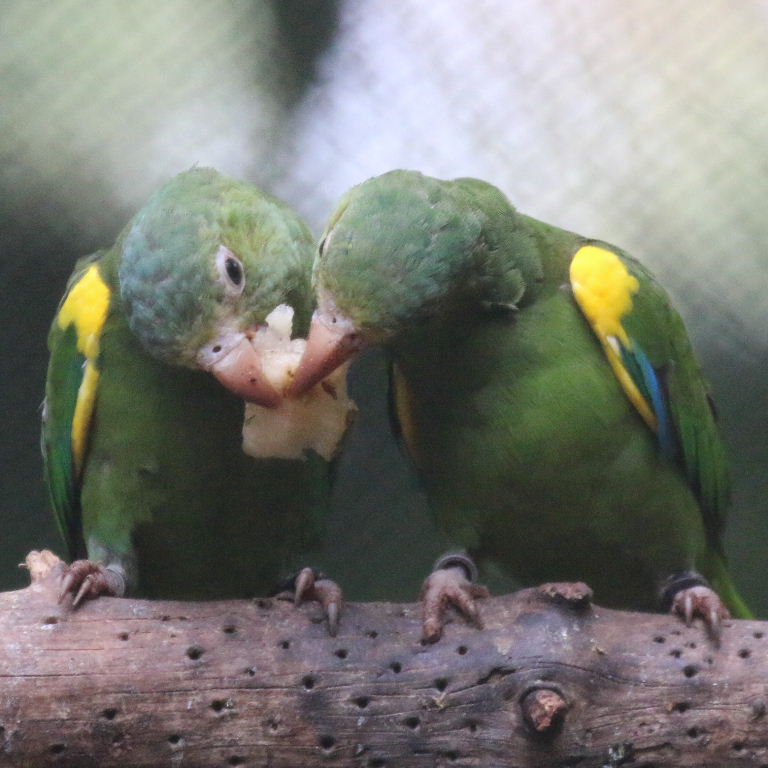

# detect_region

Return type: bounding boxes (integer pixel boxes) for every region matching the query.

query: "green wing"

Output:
[42,252,110,559]
[571,243,730,553]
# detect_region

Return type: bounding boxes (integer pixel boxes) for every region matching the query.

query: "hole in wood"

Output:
[653,635,665,643]
[118,632,129,641]
[228,757,244,766]
[465,719,479,733]
[245,667,256,677]
[43,616,58,625]
[435,678,448,692]
[334,648,349,659]
[669,649,682,658]
[368,759,387,767]
[389,661,402,674]
[186,646,204,660]
[683,665,698,678]
[671,701,690,713]
[280,640,291,649]
[255,599,271,609]
[211,699,230,713]
[168,735,183,746]
[403,716,420,731]
[739,648,751,659]
[754,631,764,639]
[222,624,236,635]
[366,630,378,639]
[50,744,66,754]
[732,742,745,752]
[457,645,468,655]
[318,735,336,751]
[353,696,370,709]
[102,708,118,720]
[303,675,316,690]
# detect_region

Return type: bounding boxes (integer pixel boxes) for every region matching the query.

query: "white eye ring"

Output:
[216,245,245,298]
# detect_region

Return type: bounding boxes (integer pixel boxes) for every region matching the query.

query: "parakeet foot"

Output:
[421,552,490,644]
[671,585,730,638]
[274,567,343,637]
[58,560,126,607]
[663,571,730,640]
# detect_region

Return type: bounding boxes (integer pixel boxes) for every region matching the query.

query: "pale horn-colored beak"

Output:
[287,310,365,396]
[201,334,282,408]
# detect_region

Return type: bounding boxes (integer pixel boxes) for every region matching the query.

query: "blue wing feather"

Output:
[619,342,677,459]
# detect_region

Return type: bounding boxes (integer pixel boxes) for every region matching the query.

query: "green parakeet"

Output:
[290,169,750,639]
[42,168,353,629]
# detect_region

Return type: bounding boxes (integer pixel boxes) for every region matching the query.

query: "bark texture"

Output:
[1,551,767,767]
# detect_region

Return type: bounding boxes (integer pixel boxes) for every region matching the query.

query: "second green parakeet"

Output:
[290,169,750,639]
[42,168,354,630]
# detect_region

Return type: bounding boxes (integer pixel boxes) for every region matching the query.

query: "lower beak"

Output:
[287,310,365,396]
[208,336,282,408]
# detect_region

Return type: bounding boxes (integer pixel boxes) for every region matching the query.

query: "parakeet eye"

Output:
[216,245,245,298]
[225,257,243,286]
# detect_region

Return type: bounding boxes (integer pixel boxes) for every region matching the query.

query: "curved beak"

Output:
[205,335,282,408]
[287,310,365,396]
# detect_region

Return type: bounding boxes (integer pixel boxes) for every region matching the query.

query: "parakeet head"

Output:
[289,169,540,394]
[118,168,313,406]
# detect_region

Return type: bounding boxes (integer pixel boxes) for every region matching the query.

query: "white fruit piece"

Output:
[242,304,357,461]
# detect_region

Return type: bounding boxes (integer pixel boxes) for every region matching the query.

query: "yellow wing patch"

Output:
[570,245,657,432]
[392,362,419,460]
[57,264,111,472]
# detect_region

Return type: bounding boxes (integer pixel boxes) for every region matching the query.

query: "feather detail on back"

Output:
[570,242,728,551]
[43,257,111,558]
[570,245,660,435]
[55,263,111,473]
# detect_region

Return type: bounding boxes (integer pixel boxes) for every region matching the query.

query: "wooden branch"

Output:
[2,552,768,767]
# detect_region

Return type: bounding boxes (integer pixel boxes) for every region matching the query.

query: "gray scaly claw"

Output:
[671,584,730,641]
[58,559,125,607]
[421,552,490,644]
[283,567,344,637]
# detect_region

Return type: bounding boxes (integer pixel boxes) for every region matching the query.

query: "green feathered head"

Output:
[118,168,314,405]
[314,170,538,338]
[289,169,542,395]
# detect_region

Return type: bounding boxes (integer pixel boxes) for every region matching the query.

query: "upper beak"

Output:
[287,310,365,396]
[206,335,282,408]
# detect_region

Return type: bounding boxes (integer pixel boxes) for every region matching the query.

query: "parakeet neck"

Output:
[388,211,584,399]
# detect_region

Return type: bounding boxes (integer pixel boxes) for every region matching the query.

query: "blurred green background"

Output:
[1,0,766,612]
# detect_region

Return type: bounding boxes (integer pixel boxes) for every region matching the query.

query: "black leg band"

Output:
[433,551,478,583]
[659,570,710,611]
